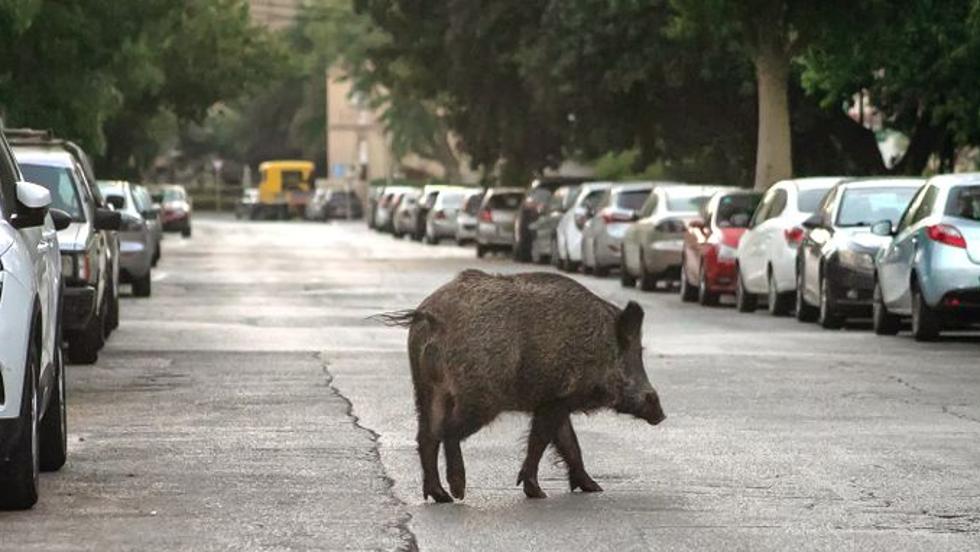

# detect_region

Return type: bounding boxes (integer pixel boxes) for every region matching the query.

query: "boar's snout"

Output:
[642,392,666,426]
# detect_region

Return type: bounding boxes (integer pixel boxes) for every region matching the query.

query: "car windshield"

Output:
[946,185,980,221]
[716,194,761,228]
[798,187,831,213]
[163,188,185,202]
[836,186,918,227]
[488,193,522,210]
[20,163,85,220]
[616,189,650,210]
[665,190,708,212]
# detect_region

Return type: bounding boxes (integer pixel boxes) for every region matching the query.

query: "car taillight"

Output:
[926,224,967,248]
[784,226,805,246]
[479,209,493,222]
[79,254,91,281]
[600,209,633,224]
[434,210,447,220]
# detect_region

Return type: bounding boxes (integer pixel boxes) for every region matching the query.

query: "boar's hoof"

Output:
[448,476,466,500]
[423,484,454,504]
[570,474,603,493]
[517,472,547,499]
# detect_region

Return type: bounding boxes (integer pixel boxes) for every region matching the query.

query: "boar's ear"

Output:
[616,301,644,350]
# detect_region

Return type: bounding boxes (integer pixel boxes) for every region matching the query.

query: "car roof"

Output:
[783,177,846,190]
[610,181,656,192]
[925,172,980,188]
[486,187,526,195]
[11,146,76,168]
[837,177,925,190]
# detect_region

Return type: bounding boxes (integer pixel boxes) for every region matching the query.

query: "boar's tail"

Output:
[369,309,439,329]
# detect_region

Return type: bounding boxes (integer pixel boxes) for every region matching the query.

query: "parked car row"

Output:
[367,174,980,342]
[0,127,188,510]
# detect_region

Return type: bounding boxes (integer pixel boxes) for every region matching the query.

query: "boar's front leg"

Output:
[516,407,565,499]
[554,415,602,493]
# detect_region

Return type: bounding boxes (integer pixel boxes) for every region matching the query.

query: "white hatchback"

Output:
[0,133,71,510]
[735,177,843,314]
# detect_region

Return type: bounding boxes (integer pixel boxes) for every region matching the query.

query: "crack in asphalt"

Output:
[317,352,419,552]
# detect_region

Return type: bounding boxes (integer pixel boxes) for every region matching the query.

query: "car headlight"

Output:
[717,244,737,261]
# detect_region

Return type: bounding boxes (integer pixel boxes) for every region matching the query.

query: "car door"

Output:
[628,191,658,272]
[739,189,776,291]
[880,185,936,312]
[802,187,837,300]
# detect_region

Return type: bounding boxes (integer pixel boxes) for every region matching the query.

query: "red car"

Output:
[680,190,762,305]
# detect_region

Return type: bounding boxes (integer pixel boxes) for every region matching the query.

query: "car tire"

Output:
[795,269,818,322]
[767,270,793,316]
[182,223,192,237]
[68,303,104,365]
[106,279,119,333]
[620,255,636,288]
[513,228,532,262]
[39,345,67,472]
[132,273,152,298]
[679,255,698,302]
[476,245,486,258]
[566,260,579,273]
[0,324,40,510]
[911,284,941,341]
[594,263,610,277]
[818,275,844,329]
[698,265,719,306]
[873,279,901,336]
[734,267,757,312]
[639,252,657,291]
[551,238,562,269]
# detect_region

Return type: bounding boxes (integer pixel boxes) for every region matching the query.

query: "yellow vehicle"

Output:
[257,160,314,219]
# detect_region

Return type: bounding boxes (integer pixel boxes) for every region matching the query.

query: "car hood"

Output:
[58,222,87,251]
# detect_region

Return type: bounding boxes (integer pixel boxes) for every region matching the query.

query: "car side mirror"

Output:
[106,195,125,210]
[12,181,52,229]
[802,213,822,230]
[49,208,73,231]
[870,220,894,237]
[142,207,160,219]
[94,207,122,231]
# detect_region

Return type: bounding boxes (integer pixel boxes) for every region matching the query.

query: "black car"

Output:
[512,176,587,262]
[795,178,923,328]
[529,183,579,264]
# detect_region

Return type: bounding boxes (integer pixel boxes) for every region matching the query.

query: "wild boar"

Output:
[377,269,665,503]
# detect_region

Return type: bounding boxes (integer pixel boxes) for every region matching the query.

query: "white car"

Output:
[554,182,612,271]
[0,133,71,510]
[735,177,842,314]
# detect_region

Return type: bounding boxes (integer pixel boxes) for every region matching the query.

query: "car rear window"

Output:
[529,187,553,205]
[464,192,484,214]
[837,186,918,227]
[946,185,980,221]
[581,189,606,210]
[665,190,708,212]
[616,190,650,211]
[21,163,85,220]
[797,187,831,213]
[716,194,761,228]
[488,193,523,210]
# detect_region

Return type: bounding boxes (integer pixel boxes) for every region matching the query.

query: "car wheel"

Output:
[698,264,719,306]
[679,254,698,303]
[620,255,637,288]
[39,345,67,472]
[476,244,486,259]
[873,279,901,336]
[0,325,40,510]
[795,268,818,322]
[106,278,120,333]
[767,270,793,316]
[551,238,562,269]
[68,303,104,365]
[734,267,757,312]
[514,228,532,262]
[182,225,192,238]
[911,284,941,341]
[132,273,152,298]
[818,275,844,329]
[594,263,610,277]
[639,251,657,291]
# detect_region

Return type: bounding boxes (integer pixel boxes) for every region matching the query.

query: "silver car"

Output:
[98,181,157,297]
[475,187,524,258]
[872,174,980,340]
[455,189,485,244]
[134,184,163,267]
[581,182,654,275]
[425,187,469,243]
[392,188,422,238]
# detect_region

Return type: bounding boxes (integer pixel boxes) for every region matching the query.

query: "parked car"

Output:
[475,187,525,258]
[455,189,485,245]
[373,186,412,233]
[620,183,721,286]
[152,185,192,237]
[392,188,422,238]
[677,189,762,305]
[513,176,587,261]
[12,142,121,364]
[412,185,445,241]
[314,189,362,221]
[236,188,260,220]
[872,174,980,340]
[0,131,71,509]
[425,187,469,244]
[794,178,922,328]
[366,186,383,229]
[582,183,655,277]
[134,185,163,267]
[553,182,612,271]
[98,181,161,297]
[529,183,579,264]
[734,177,842,314]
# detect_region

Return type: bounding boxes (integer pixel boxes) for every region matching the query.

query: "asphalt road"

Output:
[2,215,980,551]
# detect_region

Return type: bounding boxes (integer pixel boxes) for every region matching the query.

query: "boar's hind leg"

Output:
[517,407,566,499]
[443,439,465,500]
[554,416,602,493]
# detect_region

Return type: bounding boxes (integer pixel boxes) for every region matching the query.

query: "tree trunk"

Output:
[753,47,793,191]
